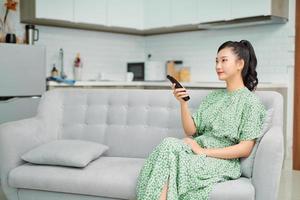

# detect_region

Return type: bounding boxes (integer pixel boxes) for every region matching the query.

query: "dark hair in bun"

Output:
[218,40,258,91]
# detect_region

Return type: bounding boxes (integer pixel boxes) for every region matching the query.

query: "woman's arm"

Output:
[180,102,197,137]
[172,84,197,137]
[200,140,255,159]
[184,138,255,159]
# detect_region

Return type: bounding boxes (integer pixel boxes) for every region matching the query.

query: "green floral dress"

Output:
[136,87,266,200]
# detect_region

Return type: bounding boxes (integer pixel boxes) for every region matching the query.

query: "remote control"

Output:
[166,75,190,101]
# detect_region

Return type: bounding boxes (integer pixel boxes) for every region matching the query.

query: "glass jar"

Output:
[179,67,191,82]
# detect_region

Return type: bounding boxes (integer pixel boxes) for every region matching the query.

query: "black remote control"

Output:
[166,75,190,101]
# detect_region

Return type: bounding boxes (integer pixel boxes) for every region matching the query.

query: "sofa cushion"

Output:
[240,108,274,178]
[54,89,208,158]
[21,139,108,168]
[18,189,121,200]
[9,157,145,200]
[209,178,254,200]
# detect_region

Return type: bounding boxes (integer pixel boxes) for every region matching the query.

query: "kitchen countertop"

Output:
[47,80,287,89]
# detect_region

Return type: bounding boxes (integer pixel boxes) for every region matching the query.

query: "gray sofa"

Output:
[0,88,284,200]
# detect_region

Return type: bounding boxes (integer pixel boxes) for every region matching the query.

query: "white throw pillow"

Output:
[21,140,109,168]
[240,108,274,178]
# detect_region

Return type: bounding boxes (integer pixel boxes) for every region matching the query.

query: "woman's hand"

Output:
[172,83,189,104]
[183,137,205,155]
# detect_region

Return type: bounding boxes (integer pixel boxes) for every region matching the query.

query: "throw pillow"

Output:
[21,139,109,168]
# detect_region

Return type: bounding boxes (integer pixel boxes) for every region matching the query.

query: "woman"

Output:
[136,40,266,200]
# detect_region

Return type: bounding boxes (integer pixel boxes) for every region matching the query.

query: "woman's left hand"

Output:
[183,137,205,155]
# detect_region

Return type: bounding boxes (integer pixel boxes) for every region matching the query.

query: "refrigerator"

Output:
[0,43,46,124]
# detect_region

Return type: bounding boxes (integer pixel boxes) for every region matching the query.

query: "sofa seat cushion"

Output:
[10,155,254,200]
[9,156,145,200]
[209,178,254,200]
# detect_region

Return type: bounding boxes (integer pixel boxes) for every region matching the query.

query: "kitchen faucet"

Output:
[59,48,67,79]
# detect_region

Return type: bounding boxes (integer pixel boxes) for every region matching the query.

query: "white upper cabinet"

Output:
[198,0,231,23]
[73,0,107,25]
[25,0,286,34]
[35,0,74,21]
[230,0,271,19]
[144,0,171,29]
[171,0,198,26]
[107,0,143,29]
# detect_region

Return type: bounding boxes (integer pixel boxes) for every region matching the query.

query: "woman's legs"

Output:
[137,137,188,200]
[159,178,169,200]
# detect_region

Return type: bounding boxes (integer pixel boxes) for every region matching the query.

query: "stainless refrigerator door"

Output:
[0,43,46,97]
[0,97,40,124]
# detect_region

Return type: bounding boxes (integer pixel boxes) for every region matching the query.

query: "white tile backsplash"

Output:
[35,26,145,80]
[145,23,294,83]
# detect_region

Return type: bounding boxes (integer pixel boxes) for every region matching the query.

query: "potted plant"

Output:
[0,0,18,43]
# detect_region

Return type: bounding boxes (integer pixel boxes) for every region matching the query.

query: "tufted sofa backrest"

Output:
[37,88,281,158]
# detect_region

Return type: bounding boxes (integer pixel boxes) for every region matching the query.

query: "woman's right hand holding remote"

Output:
[171,83,196,136]
[172,83,189,104]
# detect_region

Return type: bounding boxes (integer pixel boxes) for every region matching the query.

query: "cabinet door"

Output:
[0,98,40,124]
[171,0,198,26]
[35,0,74,21]
[231,0,271,19]
[74,0,107,25]
[144,0,171,29]
[198,0,231,23]
[107,0,143,29]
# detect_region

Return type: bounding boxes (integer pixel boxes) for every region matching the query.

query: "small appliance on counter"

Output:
[25,24,39,45]
[127,62,144,81]
[144,61,165,81]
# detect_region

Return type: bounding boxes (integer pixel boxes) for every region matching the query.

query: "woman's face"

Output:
[215,47,243,81]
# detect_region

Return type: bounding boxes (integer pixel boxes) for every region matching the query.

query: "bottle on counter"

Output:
[51,64,59,77]
[73,53,83,81]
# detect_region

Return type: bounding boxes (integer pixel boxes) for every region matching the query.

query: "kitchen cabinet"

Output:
[21,0,288,35]
[171,0,198,26]
[35,0,73,21]
[74,0,107,25]
[198,0,231,23]
[144,0,171,29]
[198,0,272,23]
[107,0,143,29]
[231,0,271,19]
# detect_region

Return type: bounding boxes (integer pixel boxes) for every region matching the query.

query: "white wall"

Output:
[145,24,294,83]
[37,27,145,80]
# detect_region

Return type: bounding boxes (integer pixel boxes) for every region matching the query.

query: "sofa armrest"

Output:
[0,117,50,199]
[252,126,284,200]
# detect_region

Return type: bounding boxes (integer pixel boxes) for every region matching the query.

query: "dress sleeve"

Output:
[239,101,267,142]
